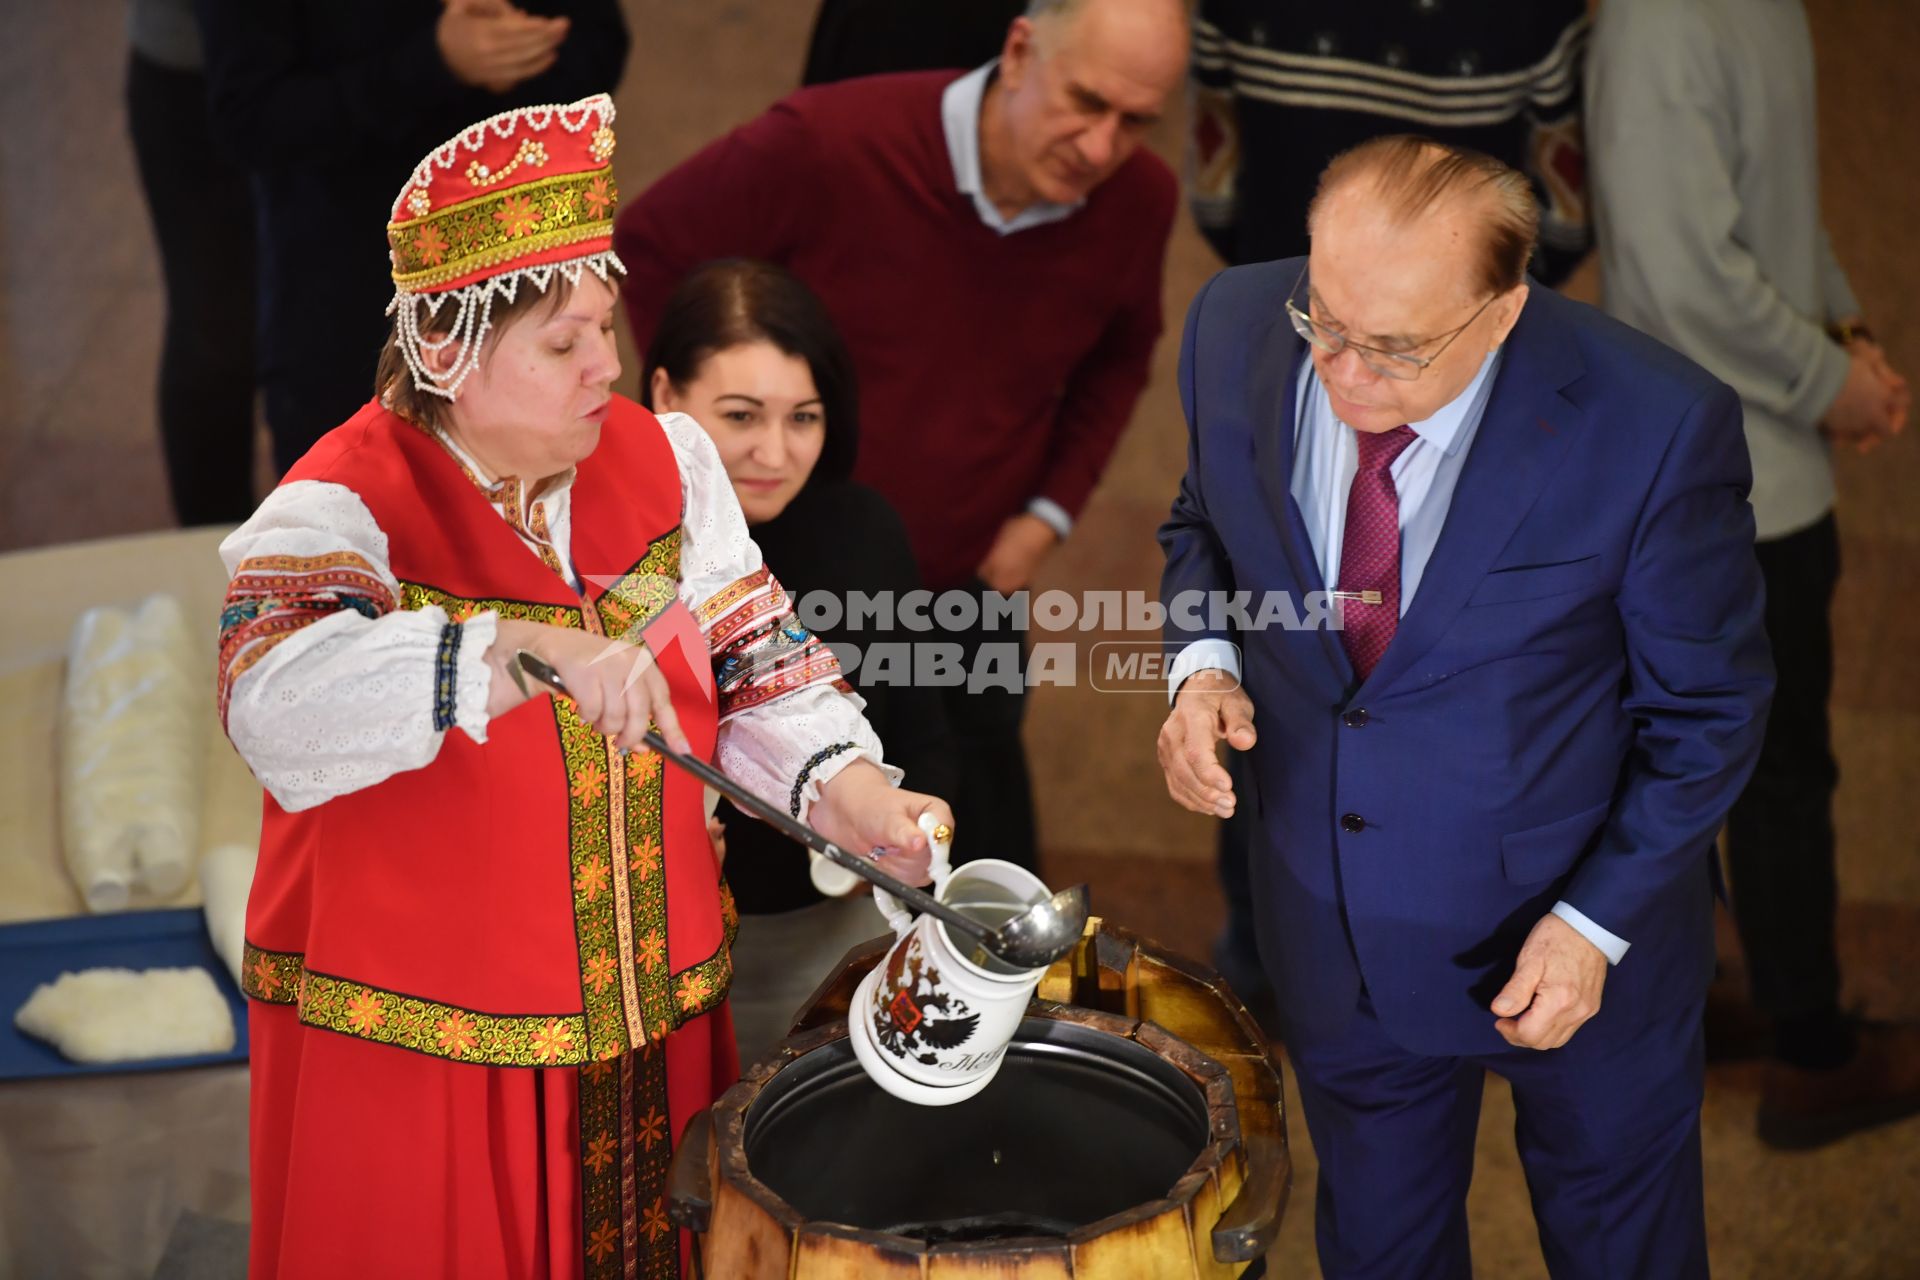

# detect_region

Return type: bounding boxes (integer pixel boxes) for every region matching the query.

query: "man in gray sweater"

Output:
[1588,0,1912,1150]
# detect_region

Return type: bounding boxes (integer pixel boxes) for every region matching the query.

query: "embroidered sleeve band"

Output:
[433,621,463,732]
[702,566,846,721]
[217,551,398,727]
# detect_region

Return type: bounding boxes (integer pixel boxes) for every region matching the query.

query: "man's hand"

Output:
[437,0,569,94]
[1491,913,1609,1050]
[1853,337,1910,442]
[809,760,952,889]
[1157,668,1255,818]
[976,513,1059,596]
[1821,341,1908,454]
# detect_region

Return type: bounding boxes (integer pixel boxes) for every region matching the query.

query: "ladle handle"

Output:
[873,813,952,937]
[634,731,965,926]
[509,653,995,950]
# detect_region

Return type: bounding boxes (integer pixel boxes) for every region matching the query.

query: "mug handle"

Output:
[807,849,863,897]
[873,812,953,936]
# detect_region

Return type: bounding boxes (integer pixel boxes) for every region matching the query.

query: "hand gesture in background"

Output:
[976,513,1060,596]
[1822,334,1910,454]
[437,0,570,95]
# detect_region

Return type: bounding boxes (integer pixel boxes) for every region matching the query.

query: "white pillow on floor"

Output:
[15,966,236,1063]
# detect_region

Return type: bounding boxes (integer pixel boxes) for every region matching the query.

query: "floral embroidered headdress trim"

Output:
[385,94,624,400]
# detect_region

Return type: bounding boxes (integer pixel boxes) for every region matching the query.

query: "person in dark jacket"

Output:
[801,0,1024,85]
[1188,0,1590,283]
[195,0,629,474]
[644,259,960,1063]
[127,0,259,525]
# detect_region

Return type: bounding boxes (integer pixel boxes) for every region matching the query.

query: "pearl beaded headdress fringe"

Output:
[387,253,626,401]
[383,95,625,401]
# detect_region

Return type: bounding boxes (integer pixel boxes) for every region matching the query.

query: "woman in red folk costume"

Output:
[217,95,949,1280]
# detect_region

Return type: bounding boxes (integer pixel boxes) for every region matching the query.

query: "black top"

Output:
[194,0,630,448]
[722,480,959,914]
[1192,0,1591,286]
[801,0,1023,86]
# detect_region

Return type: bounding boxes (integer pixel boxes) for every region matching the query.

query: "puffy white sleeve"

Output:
[216,479,498,813]
[656,411,899,822]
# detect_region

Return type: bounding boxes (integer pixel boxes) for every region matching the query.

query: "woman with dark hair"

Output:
[645,260,958,1062]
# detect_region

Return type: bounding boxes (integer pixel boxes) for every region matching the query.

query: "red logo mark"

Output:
[888,990,922,1033]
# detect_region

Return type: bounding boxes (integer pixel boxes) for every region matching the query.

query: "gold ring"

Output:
[931,823,953,844]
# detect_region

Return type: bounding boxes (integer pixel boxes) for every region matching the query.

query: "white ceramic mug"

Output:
[847,815,1052,1105]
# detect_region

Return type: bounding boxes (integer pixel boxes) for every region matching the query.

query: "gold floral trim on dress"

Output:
[240,942,302,1004]
[397,533,736,1065]
[591,532,682,642]
[387,168,617,289]
[578,1047,625,1278]
[301,970,590,1065]
[397,585,581,629]
[235,916,733,1069]
[577,1043,679,1279]
[633,1040,679,1278]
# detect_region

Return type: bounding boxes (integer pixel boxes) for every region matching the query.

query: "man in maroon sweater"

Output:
[618,0,1186,870]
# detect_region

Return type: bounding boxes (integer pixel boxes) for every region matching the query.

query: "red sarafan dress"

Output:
[218,397,883,1279]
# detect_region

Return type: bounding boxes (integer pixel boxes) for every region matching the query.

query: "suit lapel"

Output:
[1250,313,1352,685]
[1361,286,1586,696]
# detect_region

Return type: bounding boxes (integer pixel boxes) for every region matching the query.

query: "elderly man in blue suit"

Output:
[1157,136,1772,1279]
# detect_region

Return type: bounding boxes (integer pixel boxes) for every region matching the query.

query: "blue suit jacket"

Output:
[1160,259,1774,1056]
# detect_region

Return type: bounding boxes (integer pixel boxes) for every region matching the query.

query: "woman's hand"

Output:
[809,760,952,887]
[484,617,691,755]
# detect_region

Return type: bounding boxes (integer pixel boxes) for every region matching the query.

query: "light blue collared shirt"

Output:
[940,61,1084,237]
[940,60,1084,539]
[1292,349,1500,607]
[1169,352,1630,964]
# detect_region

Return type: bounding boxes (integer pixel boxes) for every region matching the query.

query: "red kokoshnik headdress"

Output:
[385,94,623,399]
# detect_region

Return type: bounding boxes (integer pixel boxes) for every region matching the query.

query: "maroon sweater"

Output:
[616,71,1176,591]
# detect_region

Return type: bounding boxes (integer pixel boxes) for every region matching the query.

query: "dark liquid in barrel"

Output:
[743,1019,1209,1240]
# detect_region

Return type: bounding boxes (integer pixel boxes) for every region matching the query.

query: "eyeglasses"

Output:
[1284,266,1495,381]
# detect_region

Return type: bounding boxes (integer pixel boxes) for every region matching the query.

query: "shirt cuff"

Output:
[1551,900,1630,965]
[1026,497,1074,540]
[452,611,498,744]
[1167,638,1242,704]
[792,743,902,823]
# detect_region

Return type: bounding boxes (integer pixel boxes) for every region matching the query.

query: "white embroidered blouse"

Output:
[217,411,891,817]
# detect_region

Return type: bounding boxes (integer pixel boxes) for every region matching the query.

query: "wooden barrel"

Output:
[667,918,1290,1278]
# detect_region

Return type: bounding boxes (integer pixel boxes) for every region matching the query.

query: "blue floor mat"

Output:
[0,907,249,1081]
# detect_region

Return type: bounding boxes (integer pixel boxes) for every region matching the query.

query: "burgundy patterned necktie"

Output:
[1336,425,1417,679]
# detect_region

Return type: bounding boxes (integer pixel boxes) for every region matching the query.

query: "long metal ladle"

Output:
[513,651,1090,968]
